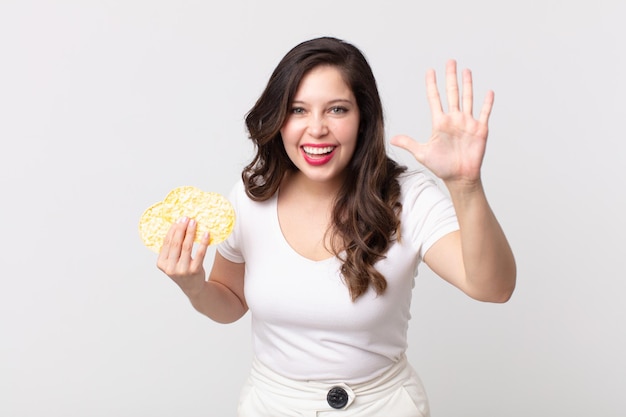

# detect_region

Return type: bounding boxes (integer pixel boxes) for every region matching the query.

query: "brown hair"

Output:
[243,37,406,300]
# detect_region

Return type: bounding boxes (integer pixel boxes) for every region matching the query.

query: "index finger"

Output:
[425,68,443,118]
[157,218,185,264]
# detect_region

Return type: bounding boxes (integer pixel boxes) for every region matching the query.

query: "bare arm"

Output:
[424,181,516,302]
[392,60,516,302]
[157,217,248,323]
[199,251,247,323]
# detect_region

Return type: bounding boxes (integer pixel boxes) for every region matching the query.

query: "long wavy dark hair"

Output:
[243,37,406,301]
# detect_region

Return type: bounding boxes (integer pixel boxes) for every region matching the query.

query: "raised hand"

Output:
[391,59,494,186]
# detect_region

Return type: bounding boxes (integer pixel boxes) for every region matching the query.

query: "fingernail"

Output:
[178,216,188,223]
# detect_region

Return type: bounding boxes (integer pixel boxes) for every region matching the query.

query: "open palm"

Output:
[391,60,494,185]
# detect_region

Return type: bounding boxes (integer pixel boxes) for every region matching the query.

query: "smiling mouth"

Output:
[302,145,336,156]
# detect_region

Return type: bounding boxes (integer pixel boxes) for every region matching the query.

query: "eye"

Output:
[290,107,305,114]
[330,106,348,114]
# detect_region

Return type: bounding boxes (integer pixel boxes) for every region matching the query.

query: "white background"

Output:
[1,1,624,416]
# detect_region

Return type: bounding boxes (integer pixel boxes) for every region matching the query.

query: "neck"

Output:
[282,170,345,201]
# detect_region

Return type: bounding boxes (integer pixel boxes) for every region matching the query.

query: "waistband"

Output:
[248,355,413,411]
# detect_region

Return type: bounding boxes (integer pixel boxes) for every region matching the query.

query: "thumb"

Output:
[390,134,426,163]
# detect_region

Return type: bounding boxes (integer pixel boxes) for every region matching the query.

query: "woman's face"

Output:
[280,65,360,186]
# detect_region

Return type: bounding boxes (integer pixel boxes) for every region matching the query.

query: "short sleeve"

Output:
[216,181,245,263]
[400,172,459,260]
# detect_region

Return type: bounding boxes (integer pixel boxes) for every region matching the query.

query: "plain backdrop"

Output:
[1,1,624,416]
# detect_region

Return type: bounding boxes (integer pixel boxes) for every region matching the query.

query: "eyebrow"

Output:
[291,98,355,105]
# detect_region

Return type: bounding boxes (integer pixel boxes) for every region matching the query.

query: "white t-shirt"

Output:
[217,171,459,384]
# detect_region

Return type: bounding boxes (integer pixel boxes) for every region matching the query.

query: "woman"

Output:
[157,37,516,416]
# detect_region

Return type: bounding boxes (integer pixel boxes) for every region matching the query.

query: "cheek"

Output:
[279,129,291,148]
[280,127,301,160]
[279,122,300,145]
[335,121,359,146]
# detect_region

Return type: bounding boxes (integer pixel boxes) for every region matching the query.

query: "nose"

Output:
[307,114,329,138]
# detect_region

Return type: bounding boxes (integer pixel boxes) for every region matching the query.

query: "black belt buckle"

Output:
[327,386,349,409]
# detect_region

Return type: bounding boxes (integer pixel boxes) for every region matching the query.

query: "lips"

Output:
[301,145,337,166]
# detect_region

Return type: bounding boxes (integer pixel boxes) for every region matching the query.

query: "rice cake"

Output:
[139,186,235,252]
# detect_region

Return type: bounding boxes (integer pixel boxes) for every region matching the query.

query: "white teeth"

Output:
[303,146,335,155]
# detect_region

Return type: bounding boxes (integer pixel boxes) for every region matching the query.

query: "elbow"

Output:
[193,304,248,324]
[471,286,514,303]
[489,286,515,303]
[468,272,517,304]
[483,263,517,303]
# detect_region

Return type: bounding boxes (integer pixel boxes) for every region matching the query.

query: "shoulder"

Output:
[398,169,446,203]
[226,180,251,208]
[396,170,459,257]
[227,179,246,199]
[226,179,277,217]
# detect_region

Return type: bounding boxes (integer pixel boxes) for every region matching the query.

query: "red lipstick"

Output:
[301,144,336,166]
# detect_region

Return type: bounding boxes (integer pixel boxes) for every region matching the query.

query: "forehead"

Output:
[294,65,354,99]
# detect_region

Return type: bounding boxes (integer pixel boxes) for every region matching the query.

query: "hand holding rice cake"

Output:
[139,186,235,252]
